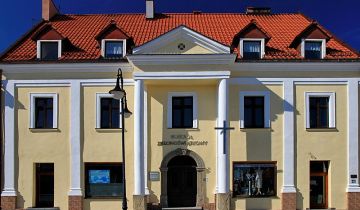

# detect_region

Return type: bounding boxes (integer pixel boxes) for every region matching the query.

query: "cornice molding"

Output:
[133,71,231,80]
[231,62,360,72]
[0,63,133,74]
[128,54,236,66]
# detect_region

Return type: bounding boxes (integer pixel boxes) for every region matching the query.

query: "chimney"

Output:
[146,0,154,19]
[246,7,271,15]
[42,0,59,21]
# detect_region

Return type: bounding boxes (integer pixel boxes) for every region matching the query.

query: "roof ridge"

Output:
[58,12,304,16]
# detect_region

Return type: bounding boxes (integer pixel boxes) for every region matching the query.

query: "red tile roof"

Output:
[1,13,359,62]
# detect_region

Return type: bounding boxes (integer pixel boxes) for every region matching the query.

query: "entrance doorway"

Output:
[167,155,197,207]
[36,163,54,207]
[310,161,328,209]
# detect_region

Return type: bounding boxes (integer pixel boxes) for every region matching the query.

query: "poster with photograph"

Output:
[89,170,110,184]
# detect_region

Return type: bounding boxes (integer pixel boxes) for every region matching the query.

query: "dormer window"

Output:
[240,39,265,59]
[291,22,330,60]
[101,39,126,59]
[302,39,326,59]
[37,40,61,60]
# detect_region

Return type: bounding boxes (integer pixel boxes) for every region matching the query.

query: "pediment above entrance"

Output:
[133,25,231,55]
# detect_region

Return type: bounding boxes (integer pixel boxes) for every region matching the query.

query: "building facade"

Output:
[1,1,360,210]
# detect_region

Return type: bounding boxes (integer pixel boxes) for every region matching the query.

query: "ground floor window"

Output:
[233,162,276,197]
[85,163,123,198]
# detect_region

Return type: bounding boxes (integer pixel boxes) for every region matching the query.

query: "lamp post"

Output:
[109,68,132,210]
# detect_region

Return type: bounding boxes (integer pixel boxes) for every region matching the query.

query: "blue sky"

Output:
[1,0,359,54]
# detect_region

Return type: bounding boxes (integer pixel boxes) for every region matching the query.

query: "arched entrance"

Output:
[160,148,205,208]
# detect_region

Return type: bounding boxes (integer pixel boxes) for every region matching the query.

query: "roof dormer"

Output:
[231,19,271,59]
[32,23,66,60]
[96,21,133,59]
[290,21,332,59]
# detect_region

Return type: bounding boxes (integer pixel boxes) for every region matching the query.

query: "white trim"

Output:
[1,80,17,197]
[229,77,358,85]
[239,38,265,59]
[69,80,82,196]
[17,83,71,87]
[305,92,336,128]
[230,62,360,72]
[347,79,359,190]
[167,92,198,129]
[133,25,230,54]
[95,93,122,129]
[101,39,127,58]
[1,63,133,75]
[127,54,236,65]
[37,40,62,59]
[301,39,326,59]
[239,91,270,128]
[133,71,230,80]
[282,80,296,193]
[29,93,58,128]
[5,79,134,87]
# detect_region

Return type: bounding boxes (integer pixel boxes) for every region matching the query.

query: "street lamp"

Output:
[109,68,132,210]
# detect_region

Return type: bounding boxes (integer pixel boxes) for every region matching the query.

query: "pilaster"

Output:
[216,78,229,194]
[282,80,297,209]
[346,80,360,209]
[216,79,230,210]
[68,81,83,197]
[1,80,17,209]
[134,79,145,195]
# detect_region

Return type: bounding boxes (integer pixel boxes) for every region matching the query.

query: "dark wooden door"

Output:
[167,156,197,207]
[310,161,328,209]
[36,163,54,207]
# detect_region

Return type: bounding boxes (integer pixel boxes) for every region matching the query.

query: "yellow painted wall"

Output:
[229,84,284,210]
[295,85,347,210]
[82,85,135,210]
[146,84,218,204]
[154,38,213,54]
[11,75,351,210]
[16,87,70,209]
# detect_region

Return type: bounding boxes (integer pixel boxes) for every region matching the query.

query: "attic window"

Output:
[302,39,326,59]
[101,39,126,58]
[37,40,61,60]
[240,38,265,59]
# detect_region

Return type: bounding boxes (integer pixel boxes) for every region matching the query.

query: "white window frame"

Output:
[36,40,62,59]
[30,93,58,129]
[240,91,270,128]
[239,38,265,59]
[167,92,198,129]
[96,93,122,129]
[101,39,127,58]
[305,92,336,129]
[301,39,326,59]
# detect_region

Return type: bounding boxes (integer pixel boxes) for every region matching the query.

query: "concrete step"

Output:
[162,207,202,210]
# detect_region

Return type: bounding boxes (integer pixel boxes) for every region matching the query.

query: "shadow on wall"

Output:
[228,79,300,209]
[296,188,304,210]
